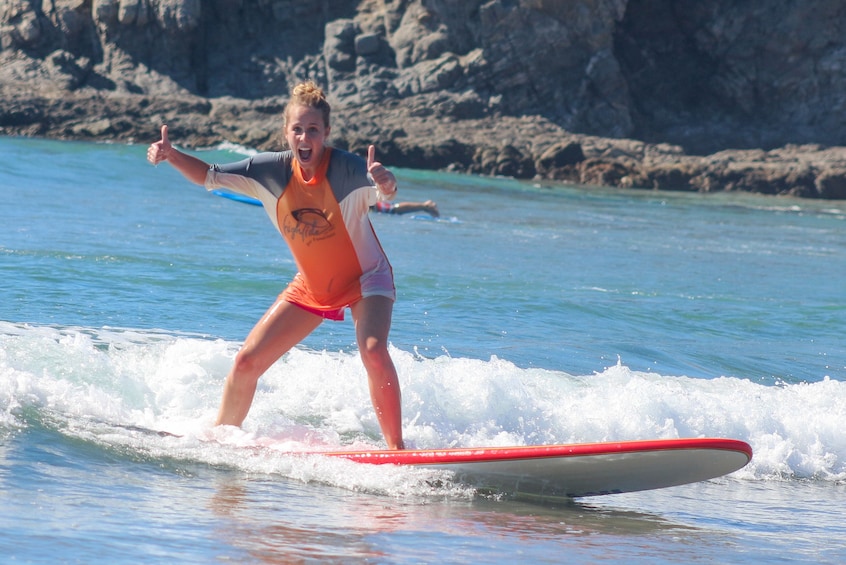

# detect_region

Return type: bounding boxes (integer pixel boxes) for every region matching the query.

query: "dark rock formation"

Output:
[1,0,845,199]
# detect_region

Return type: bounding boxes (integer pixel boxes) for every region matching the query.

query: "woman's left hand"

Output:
[367,145,397,195]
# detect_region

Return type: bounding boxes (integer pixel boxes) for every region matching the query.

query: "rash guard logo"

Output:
[283,207,334,244]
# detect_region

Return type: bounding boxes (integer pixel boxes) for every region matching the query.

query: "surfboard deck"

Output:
[318,438,753,498]
[112,423,751,499]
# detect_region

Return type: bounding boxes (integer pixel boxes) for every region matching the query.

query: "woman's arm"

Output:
[147,125,210,186]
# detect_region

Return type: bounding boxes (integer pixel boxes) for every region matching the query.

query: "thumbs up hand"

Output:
[147,125,173,165]
[367,145,397,195]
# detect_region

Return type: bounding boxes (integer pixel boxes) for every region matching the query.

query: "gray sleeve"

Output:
[209,151,293,198]
[326,149,374,203]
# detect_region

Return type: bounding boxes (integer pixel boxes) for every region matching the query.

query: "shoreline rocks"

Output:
[2,1,846,199]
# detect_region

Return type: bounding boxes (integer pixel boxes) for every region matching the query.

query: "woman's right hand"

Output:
[147,125,172,165]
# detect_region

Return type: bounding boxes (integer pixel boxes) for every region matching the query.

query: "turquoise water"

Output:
[1,136,845,563]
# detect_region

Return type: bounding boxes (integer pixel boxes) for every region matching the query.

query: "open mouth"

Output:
[298,147,312,162]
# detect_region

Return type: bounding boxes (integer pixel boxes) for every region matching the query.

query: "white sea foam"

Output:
[206,141,259,157]
[1,322,843,491]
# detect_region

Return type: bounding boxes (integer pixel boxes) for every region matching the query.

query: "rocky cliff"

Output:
[2,0,846,199]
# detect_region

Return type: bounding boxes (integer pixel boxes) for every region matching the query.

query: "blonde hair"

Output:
[285,81,331,128]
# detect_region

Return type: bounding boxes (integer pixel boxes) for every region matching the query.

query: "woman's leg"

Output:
[351,295,405,449]
[215,298,323,427]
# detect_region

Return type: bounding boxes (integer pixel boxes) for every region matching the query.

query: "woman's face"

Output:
[285,104,330,178]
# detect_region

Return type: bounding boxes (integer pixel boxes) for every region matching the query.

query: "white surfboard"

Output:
[318,438,753,498]
[116,423,752,499]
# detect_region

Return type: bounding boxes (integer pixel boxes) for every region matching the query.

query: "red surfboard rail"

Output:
[317,437,753,498]
[322,437,753,465]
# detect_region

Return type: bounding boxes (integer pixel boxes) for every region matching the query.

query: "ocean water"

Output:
[1,135,844,563]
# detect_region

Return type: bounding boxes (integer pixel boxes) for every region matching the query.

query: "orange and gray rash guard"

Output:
[204,148,396,314]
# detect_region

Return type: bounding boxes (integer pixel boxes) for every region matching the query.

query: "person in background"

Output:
[372,199,439,217]
[146,81,405,450]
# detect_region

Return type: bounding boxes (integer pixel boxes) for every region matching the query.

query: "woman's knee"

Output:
[231,348,265,382]
[358,340,391,371]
